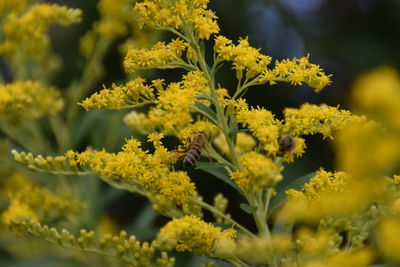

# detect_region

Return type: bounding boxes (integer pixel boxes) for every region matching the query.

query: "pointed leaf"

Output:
[240,203,257,214]
[194,102,219,126]
[195,162,241,192]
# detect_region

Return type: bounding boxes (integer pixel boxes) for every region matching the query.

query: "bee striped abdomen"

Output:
[182,132,208,167]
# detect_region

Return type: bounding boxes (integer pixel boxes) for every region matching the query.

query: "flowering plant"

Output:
[1,1,400,266]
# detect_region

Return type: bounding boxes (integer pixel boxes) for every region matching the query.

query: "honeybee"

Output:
[277,135,296,156]
[180,132,208,167]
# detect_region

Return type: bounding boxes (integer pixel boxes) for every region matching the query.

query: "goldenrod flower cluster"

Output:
[13,137,195,207]
[0,4,81,60]
[155,215,236,256]
[282,103,357,138]
[124,71,211,137]
[133,0,219,40]
[214,36,331,91]
[0,81,64,122]
[231,151,282,192]
[79,77,159,110]
[124,38,189,72]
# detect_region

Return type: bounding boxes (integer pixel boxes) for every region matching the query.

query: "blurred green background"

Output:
[1,0,400,266]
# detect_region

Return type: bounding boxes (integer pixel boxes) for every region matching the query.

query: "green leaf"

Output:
[228,116,239,145]
[194,102,219,126]
[211,222,231,230]
[195,162,241,192]
[199,40,205,55]
[268,171,316,215]
[240,203,257,214]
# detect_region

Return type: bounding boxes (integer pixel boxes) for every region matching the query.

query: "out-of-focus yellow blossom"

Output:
[226,234,291,265]
[0,172,36,196]
[95,0,134,41]
[376,216,400,262]
[282,103,358,139]
[280,169,350,222]
[320,203,384,250]
[213,132,256,155]
[134,0,219,40]
[155,215,236,257]
[79,77,159,110]
[300,248,373,267]
[124,71,210,136]
[231,151,282,192]
[212,193,230,224]
[294,228,341,259]
[335,67,400,182]
[0,81,64,122]
[0,0,27,16]
[0,4,81,59]
[5,216,175,266]
[124,38,188,72]
[280,168,387,225]
[335,120,399,181]
[10,186,82,221]
[351,66,400,131]
[80,0,150,58]
[97,215,120,236]
[2,200,38,225]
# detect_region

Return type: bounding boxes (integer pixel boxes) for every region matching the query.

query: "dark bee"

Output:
[181,132,208,167]
[277,135,296,156]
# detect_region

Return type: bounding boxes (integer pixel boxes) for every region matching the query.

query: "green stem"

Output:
[233,76,261,99]
[227,257,250,267]
[190,197,255,237]
[205,144,235,170]
[190,38,242,171]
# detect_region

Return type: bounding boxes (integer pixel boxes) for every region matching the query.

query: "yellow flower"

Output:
[262,55,332,92]
[79,77,159,110]
[282,103,356,139]
[155,215,236,256]
[124,71,209,135]
[235,103,280,152]
[75,138,194,205]
[376,216,400,262]
[0,80,64,122]
[2,200,38,225]
[214,36,271,79]
[133,0,219,40]
[351,66,400,131]
[213,132,256,155]
[124,38,188,73]
[0,0,27,16]
[231,151,282,192]
[0,4,81,59]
